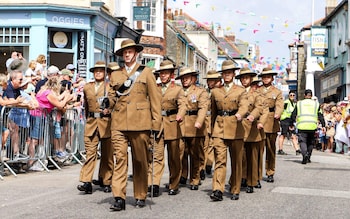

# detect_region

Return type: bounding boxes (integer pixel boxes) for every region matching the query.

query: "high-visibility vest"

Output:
[280,99,295,120]
[296,99,319,130]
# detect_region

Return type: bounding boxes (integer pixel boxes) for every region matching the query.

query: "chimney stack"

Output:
[325,0,337,16]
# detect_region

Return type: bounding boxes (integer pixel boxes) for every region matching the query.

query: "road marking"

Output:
[272,187,350,199]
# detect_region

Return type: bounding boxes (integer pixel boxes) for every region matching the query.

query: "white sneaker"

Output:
[28,161,44,171]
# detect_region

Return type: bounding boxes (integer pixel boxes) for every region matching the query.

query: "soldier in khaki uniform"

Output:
[202,70,222,177]
[176,68,208,190]
[236,68,264,194]
[210,60,249,201]
[77,61,114,194]
[109,39,162,211]
[251,77,265,189]
[258,68,284,183]
[92,62,119,190]
[147,60,186,196]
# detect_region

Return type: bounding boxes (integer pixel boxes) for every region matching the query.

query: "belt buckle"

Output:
[94,112,100,118]
[206,111,211,116]
[161,111,167,116]
[223,111,228,116]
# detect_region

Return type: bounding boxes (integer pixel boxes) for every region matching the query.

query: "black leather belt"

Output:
[269,107,275,112]
[186,110,198,115]
[217,110,237,116]
[88,112,111,118]
[161,109,178,116]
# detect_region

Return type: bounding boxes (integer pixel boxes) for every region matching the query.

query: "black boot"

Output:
[205,165,212,175]
[77,182,92,194]
[200,169,206,180]
[110,197,125,211]
[241,178,247,188]
[149,185,160,197]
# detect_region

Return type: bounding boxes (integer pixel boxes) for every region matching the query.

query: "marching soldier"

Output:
[251,76,265,189]
[147,60,186,196]
[258,68,284,183]
[236,68,264,193]
[91,62,119,190]
[77,61,114,194]
[210,60,249,201]
[176,67,208,191]
[202,70,223,176]
[109,39,162,211]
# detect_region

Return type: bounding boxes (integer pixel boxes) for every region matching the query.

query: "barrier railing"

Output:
[0,106,85,179]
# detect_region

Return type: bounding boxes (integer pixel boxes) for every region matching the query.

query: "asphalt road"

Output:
[1,141,350,219]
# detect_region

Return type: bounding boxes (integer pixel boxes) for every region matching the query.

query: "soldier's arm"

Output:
[195,88,208,127]
[147,68,162,131]
[249,93,263,121]
[176,88,186,120]
[274,90,284,119]
[236,89,249,121]
[211,90,218,130]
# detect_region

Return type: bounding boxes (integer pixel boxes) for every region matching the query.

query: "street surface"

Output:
[1,140,350,219]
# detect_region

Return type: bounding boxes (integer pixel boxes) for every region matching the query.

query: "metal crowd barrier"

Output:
[0,106,85,179]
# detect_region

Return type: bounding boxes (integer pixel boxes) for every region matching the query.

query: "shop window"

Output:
[0,27,30,45]
[134,0,157,33]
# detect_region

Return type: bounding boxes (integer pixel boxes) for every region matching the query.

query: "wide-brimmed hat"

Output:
[203,70,221,79]
[66,64,75,70]
[155,60,177,74]
[175,67,198,80]
[251,76,261,84]
[89,61,111,73]
[235,67,257,79]
[115,39,144,56]
[47,65,60,75]
[107,62,120,71]
[259,67,277,76]
[219,60,240,73]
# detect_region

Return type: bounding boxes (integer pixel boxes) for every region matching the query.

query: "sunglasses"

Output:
[289,94,295,96]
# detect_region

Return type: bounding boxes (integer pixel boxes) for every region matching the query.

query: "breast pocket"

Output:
[135,78,147,94]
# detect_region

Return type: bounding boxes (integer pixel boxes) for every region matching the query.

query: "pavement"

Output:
[1,140,350,219]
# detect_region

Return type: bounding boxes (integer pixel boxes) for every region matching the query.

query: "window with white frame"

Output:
[134,0,158,33]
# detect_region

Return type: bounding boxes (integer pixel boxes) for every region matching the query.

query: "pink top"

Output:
[30,90,56,116]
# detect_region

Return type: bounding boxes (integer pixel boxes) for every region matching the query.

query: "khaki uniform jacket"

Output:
[211,84,249,139]
[205,90,212,135]
[108,63,162,131]
[83,81,111,138]
[160,84,186,140]
[242,88,264,142]
[258,86,284,133]
[180,85,208,137]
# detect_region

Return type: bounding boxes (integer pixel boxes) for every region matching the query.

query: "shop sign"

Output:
[77,31,87,78]
[311,26,328,57]
[133,6,150,21]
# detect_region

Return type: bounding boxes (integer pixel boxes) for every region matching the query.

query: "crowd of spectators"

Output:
[0,51,86,172]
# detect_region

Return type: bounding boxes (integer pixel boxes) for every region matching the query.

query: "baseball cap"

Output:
[47,65,60,75]
[61,69,74,77]
[66,64,76,70]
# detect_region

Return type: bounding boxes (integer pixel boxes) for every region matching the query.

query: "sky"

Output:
[167,0,339,66]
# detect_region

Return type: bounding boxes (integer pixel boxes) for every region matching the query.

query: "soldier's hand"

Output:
[274,114,280,120]
[194,122,202,129]
[246,114,254,122]
[176,115,183,122]
[102,108,110,115]
[235,113,242,121]
[257,123,264,129]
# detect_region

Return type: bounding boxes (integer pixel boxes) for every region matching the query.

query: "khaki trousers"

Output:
[80,132,112,184]
[257,140,264,181]
[111,130,150,200]
[245,141,259,186]
[228,139,244,195]
[182,137,204,186]
[203,134,214,168]
[265,133,277,176]
[148,137,182,190]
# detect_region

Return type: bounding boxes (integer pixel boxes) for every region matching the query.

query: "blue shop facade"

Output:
[0,4,141,80]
